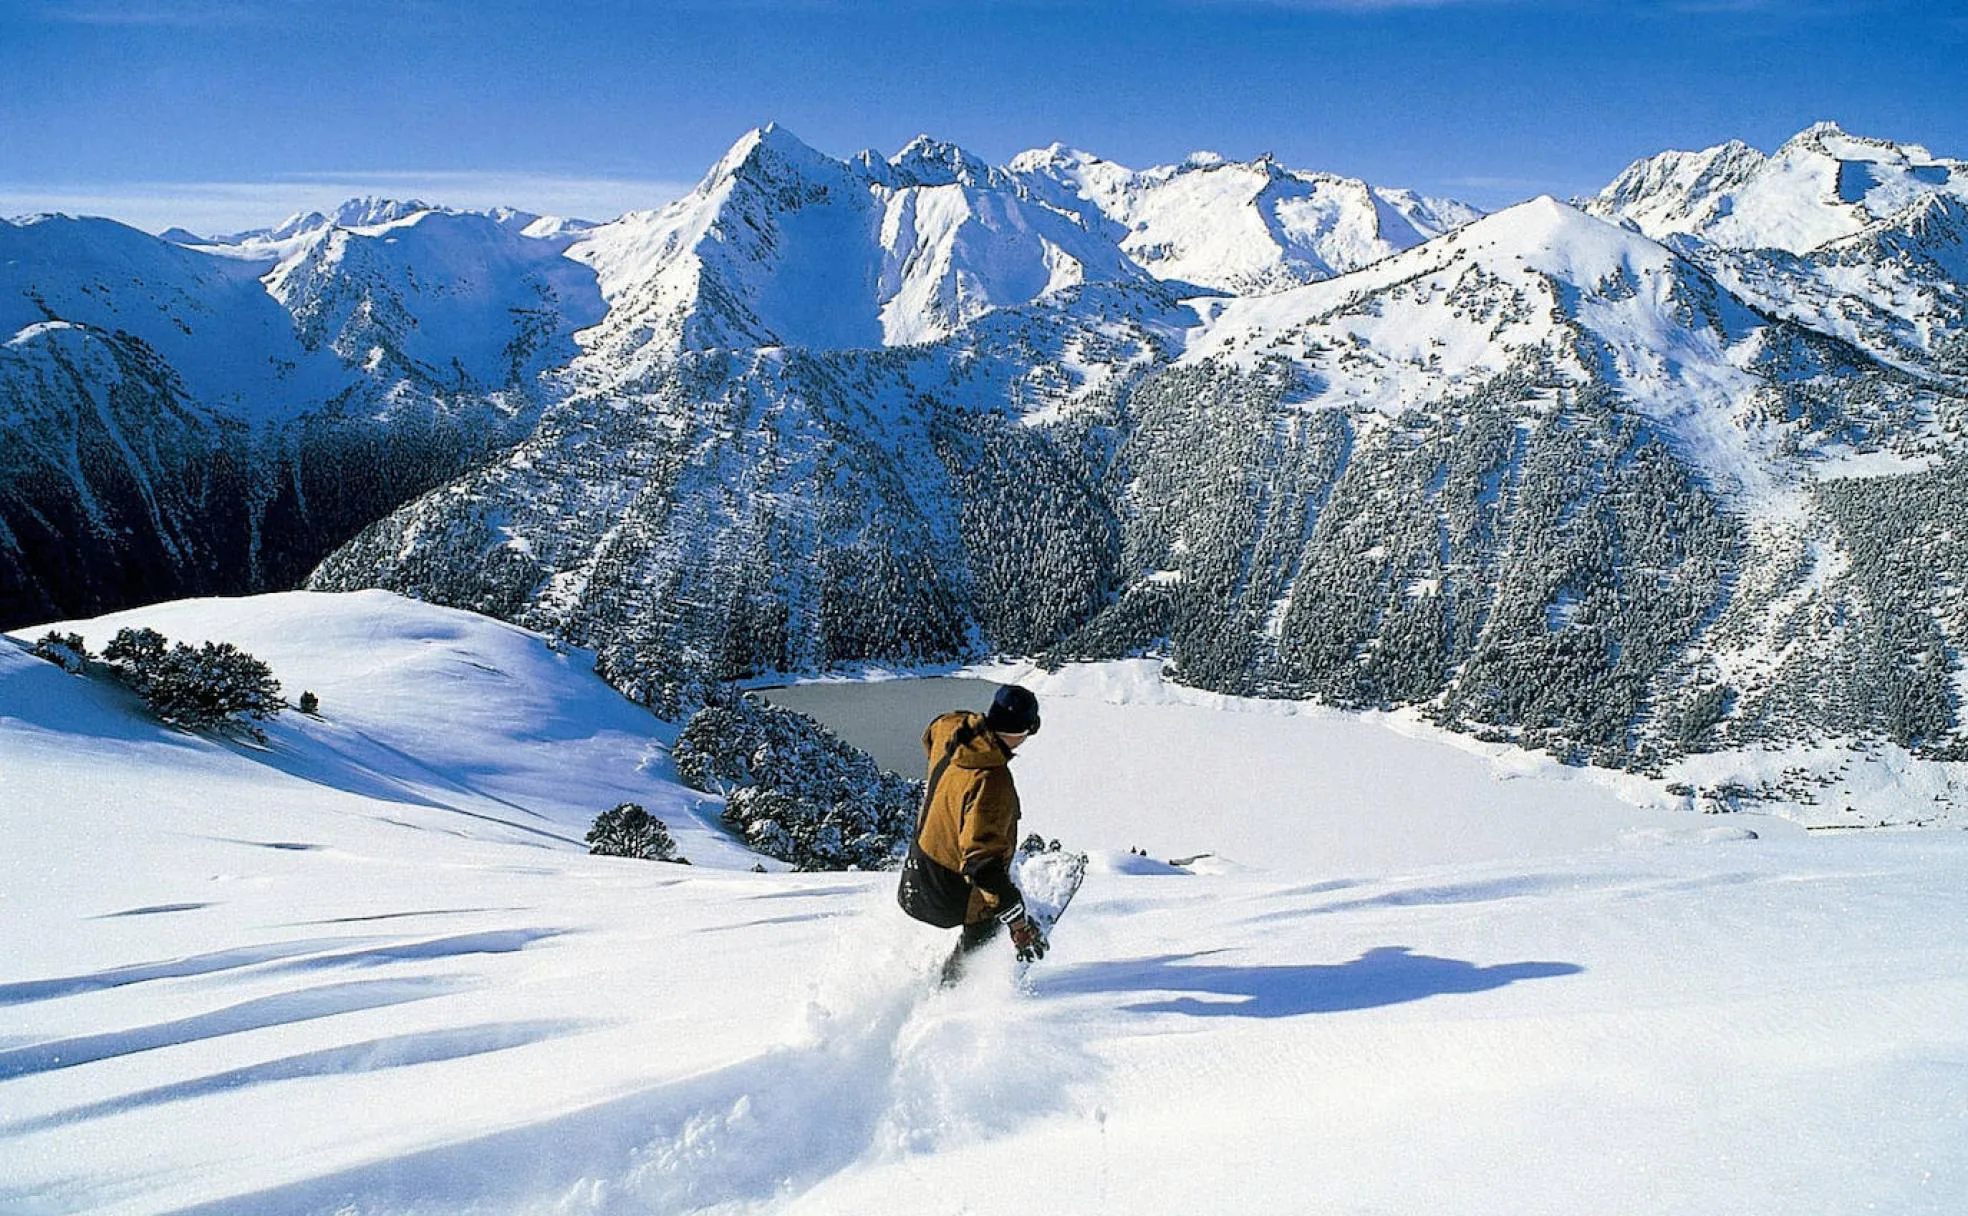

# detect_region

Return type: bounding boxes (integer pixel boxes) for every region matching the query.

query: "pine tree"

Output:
[101,627,285,740]
[586,802,682,861]
[31,631,92,673]
[673,692,920,870]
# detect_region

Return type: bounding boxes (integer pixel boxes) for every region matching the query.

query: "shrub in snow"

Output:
[31,631,92,673]
[102,627,285,740]
[298,690,320,715]
[586,802,683,861]
[674,691,921,871]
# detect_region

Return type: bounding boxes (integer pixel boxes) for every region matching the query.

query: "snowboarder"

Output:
[896,683,1048,983]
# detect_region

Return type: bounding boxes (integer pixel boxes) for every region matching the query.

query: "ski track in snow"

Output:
[144,918,1096,1216]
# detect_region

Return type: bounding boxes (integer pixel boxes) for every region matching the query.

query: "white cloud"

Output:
[0,172,694,235]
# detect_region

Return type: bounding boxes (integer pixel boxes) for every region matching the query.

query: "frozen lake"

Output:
[755,677,1000,777]
[756,664,1759,872]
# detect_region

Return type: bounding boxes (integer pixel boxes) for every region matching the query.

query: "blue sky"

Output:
[2,0,1964,232]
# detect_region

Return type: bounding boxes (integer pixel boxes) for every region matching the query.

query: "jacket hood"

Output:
[923,710,1013,771]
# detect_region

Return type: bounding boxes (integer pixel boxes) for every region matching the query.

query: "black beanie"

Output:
[985,683,1041,736]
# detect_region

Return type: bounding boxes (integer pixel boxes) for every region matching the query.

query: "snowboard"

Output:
[1009,834,1087,953]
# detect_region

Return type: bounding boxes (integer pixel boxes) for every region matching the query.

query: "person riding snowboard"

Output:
[896,683,1047,983]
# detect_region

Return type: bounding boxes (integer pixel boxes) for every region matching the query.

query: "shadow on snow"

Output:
[1038,946,1584,1017]
[0,978,469,1080]
[4,1021,594,1136]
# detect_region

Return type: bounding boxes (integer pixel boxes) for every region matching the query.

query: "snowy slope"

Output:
[5,590,746,863]
[3,593,1965,1214]
[1680,192,1968,376]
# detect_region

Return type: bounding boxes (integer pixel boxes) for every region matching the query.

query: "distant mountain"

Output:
[1009,144,1481,293]
[264,207,604,389]
[196,197,443,247]
[565,124,1153,367]
[1585,121,1968,377]
[313,188,1968,768]
[12,122,1968,780]
[1584,121,1968,254]
[0,204,602,625]
[562,125,1473,375]
[172,198,599,262]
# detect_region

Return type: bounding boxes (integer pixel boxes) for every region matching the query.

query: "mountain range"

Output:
[8,120,1968,779]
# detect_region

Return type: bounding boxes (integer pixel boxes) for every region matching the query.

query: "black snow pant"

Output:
[939,919,1002,986]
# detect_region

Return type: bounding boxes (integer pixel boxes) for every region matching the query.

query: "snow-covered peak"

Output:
[1587,139,1767,232]
[703,123,847,193]
[1006,142,1095,175]
[1587,122,1967,254]
[251,197,438,243]
[517,212,596,240]
[1777,120,1939,166]
[1134,150,1295,191]
[567,130,1486,367]
[885,134,996,188]
[181,197,446,257]
[572,126,1159,362]
[1006,145,1137,219]
[329,196,437,230]
[1466,194,1677,281]
[1011,146,1480,293]
[1198,194,1694,327]
[180,198,591,267]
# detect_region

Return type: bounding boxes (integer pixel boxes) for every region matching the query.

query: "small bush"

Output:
[587,802,683,861]
[102,626,284,740]
[31,631,92,673]
[298,690,320,715]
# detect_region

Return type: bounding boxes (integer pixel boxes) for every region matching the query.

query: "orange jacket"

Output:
[896,710,1023,927]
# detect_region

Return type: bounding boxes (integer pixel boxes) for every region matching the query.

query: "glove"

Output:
[998,903,1048,962]
[1009,917,1047,962]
